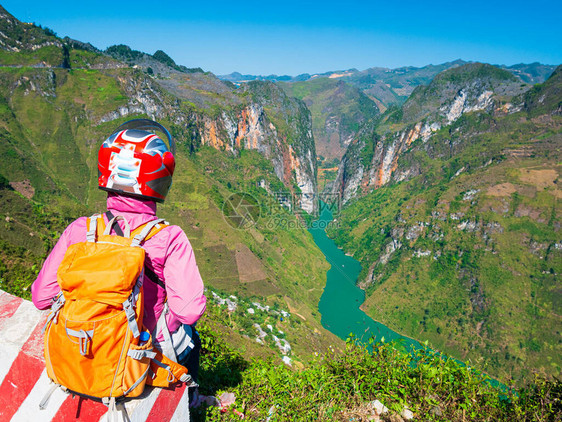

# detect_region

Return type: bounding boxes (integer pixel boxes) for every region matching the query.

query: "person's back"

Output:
[32,119,206,383]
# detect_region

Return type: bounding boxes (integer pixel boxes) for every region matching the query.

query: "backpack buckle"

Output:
[123,299,140,338]
[42,293,66,334]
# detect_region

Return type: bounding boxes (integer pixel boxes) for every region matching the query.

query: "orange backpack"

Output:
[41,214,191,409]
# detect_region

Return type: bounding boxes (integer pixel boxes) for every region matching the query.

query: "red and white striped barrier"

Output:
[0,290,190,421]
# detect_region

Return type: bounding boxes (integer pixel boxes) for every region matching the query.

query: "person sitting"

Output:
[31,119,206,382]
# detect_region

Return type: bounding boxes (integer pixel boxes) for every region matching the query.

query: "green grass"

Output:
[0,187,80,299]
[57,69,128,116]
[0,45,63,66]
[194,323,561,421]
[68,49,121,69]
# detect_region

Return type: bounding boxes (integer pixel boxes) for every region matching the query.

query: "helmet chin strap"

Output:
[112,119,176,155]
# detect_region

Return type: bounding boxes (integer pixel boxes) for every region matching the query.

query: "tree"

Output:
[153,50,176,68]
[61,45,71,69]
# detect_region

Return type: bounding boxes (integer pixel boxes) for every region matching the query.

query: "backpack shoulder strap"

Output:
[142,220,169,243]
[86,214,102,242]
[130,218,168,247]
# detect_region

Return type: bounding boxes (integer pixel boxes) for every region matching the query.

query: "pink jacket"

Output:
[31,194,207,337]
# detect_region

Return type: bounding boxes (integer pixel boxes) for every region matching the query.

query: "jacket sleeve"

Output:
[31,218,86,310]
[163,227,207,326]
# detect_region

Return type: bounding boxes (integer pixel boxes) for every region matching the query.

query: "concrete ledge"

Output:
[0,290,190,421]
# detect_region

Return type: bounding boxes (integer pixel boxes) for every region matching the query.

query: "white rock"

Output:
[453,166,466,178]
[462,189,480,201]
[401,407,414,420]
[457,220,478,232]
[343,163,364,204]
[379,239,402,265]
[444,90,467,123]
[251,302,270,312]
[282,356,292,366]
[253,323,267,339]
[371,400,388,415]
[413,249,431,258]
[406,223,424,241]
[225,299,237,312]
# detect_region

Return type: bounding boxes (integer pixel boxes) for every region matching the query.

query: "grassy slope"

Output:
[196,329,561,421]
[328,72,562,385]
[161,147,337,358]
[376,63,523,136]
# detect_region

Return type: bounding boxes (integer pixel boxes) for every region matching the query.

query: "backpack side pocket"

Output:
[122,331,155,397]
[146,349,190,388]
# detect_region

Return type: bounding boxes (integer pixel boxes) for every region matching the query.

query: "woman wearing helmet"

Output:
[32,119,206,383]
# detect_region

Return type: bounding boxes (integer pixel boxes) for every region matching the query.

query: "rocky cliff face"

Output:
[193,99,317,213]
[96,74,317,213]
[332,64,530,203]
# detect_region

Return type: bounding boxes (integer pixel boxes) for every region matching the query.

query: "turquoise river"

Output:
[309,203,420,349]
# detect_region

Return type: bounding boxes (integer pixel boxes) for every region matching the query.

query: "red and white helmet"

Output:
[98,119,176,203]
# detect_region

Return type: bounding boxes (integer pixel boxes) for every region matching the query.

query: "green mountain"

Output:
[332,63,529,201]
[328,62,562,384]
[339,61,555,110]
[104,44,204,75]
[336,60,469,109]
[218,71,314,83]
[273,62,469,174]
[222,63,556,138]
[0,4,337,364]
[221,61,469,112]
[226,63,555,197]
[221,61,556,108]
[280,78,380,163]
[503,62,559,84]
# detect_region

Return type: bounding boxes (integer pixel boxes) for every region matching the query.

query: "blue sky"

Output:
[3,1,561,75]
